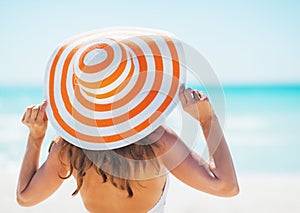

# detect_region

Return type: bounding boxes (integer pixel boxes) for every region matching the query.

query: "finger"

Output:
[179,84,185,93]
[21,111,26,123]
[44,111,48,121]
[198,91,208,100]
[179,85,187,105]
[30,105,40,122]
[23,105,35,123]
[197,91,202,99]
[36,101,47,123]
[42,101,48,121]
[192,90,201,101]
[35,106,43,123]
[184,88,195,103]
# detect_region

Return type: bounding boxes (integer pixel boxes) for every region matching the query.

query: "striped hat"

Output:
[44,27,186,150]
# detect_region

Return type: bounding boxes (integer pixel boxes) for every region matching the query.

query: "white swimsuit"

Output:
[147,175,170,213]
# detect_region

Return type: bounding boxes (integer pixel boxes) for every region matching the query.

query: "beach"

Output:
[2,0,300,211]
[2,171,300,212]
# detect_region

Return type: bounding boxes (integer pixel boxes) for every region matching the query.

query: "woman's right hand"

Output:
[179,85,215,126]
[22,101,48,141]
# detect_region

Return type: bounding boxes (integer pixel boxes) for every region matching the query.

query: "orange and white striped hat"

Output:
[44,27,186,150]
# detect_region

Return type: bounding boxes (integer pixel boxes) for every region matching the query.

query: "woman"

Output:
[17,85,239,212]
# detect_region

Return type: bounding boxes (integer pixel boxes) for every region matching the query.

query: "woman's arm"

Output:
[16,101,68,206]
[155,86,239,197]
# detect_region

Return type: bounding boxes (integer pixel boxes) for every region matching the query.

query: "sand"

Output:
[2,171,300,213]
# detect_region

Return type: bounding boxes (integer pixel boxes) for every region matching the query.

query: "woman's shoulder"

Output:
[48,136,67,154]
[149,125,180,156]
[47,136,69,167]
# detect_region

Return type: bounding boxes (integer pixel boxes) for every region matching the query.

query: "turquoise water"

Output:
[223,85,300,174]
[0,85,300,174]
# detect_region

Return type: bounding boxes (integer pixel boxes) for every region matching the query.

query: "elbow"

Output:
[16,196,27,207]
[218,182,240,197]
[223,184,239,197]
[209,178,239,197]
[17,197,36,207]
[16,196,29,207]
[16,192,36,207]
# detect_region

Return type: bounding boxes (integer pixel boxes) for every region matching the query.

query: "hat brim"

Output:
[44,27,186,150]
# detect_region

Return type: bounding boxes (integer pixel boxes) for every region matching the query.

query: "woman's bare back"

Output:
[79,168,167,213]
[75,127,168,212]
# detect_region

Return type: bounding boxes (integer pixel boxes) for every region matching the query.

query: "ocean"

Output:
[0,85,299,174]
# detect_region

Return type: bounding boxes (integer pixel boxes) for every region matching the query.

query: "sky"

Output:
[0,0,299,86]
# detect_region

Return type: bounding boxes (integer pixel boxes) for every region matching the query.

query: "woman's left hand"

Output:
[22,101,48,142]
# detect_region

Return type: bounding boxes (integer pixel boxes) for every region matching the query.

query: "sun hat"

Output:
[44,27,186,150]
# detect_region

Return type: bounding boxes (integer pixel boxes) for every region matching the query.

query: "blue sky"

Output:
[0,0,299,85]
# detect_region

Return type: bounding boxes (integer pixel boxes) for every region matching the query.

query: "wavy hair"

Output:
[52,136,161,197]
